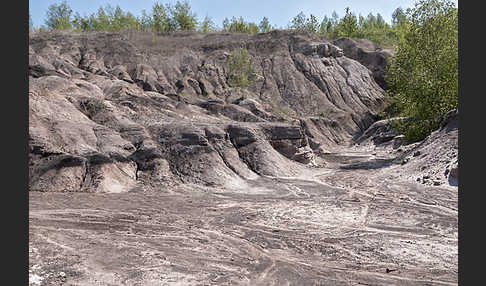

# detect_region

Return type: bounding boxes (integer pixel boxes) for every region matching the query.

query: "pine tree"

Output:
[152,2,172,32]
[172,0,198,31]
[318,16,330,35]
[199,15,215,33]
[259,17,272,33]
[222,18,230,32]
[139,9,153,31]
[72,12,90,31]
[375,13,386,29]
[392,7,407,26]
[290,12,306,31]
[93,7,110,30]
[306,14,319,33]
[338,7,358,37]
[331,11,339,26]
[366,13,377,28]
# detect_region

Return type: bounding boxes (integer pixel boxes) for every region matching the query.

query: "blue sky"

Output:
[29,0,458,29]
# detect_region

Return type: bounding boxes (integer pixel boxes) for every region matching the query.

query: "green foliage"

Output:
[62,1,197,33]
[259,17,273,33]
[286,8,407,48]
[306,14,319,33]
[295,8,409,48]
[354,11,409,48]
[36,1,425,53]
[109,7,139,31]
[375,13,386,29]
[316,11,340,38]
[392,7,408,26]
[247,22,260,34]
[289,12,321,33]
[199,15,216,33]
[72,12,90,31]
[171,0,198,31]
[225,16,243,32]
[151,2,173,32]
[385,0,458,142]
[45,1,73,30]
[220,18,227,31]
[138,9,152,31]
[71,5,139,32]
[222,16,259,34]
[318,16,329,35]
[227,48,255,89]
[289,12,307,31]
[337,7,358,37]
[232,16,248,33]
[331,11,340,25]
[79,98,107,118]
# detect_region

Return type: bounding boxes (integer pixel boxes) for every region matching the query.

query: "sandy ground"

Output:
[29,149,457,286]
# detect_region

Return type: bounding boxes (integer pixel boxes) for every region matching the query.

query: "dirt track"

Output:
[29,150,457,286]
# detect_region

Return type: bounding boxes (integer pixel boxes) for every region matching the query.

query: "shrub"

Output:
[385,0,458,142]
[227,48,255,89]
[79,98,107,119]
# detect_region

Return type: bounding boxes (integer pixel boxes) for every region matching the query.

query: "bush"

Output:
[227,48,255,89]
[385,0,458,142]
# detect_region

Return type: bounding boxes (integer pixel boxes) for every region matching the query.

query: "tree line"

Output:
[30,0,457,142]
[287,7,409,47]
[31,0,410,47]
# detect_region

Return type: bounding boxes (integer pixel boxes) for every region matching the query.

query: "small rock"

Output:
[433,181,442,186]
[413,151,421,157]
[59,272,66,278]
[392,135,406,149]
[449,166,458,180]
[444,169,450,176]
[423,175,430,179]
